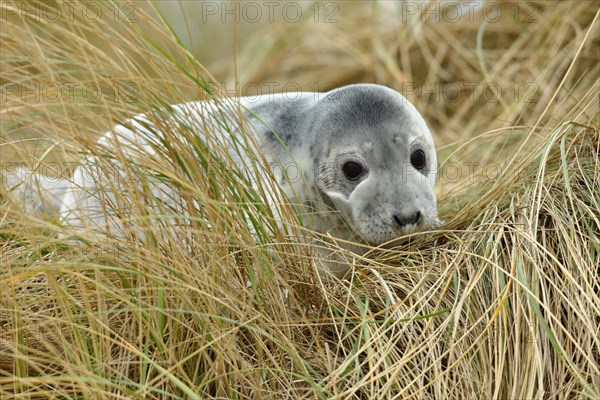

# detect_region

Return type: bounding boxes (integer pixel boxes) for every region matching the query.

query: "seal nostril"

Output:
[414,211,422,225]
[393,214,404,228]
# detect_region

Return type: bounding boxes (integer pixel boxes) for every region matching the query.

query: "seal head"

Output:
[303,84,438,246]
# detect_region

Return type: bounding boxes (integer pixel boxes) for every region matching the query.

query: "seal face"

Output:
[291,84,439,246]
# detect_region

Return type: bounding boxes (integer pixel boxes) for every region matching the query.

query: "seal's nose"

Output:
[393,211,422,228]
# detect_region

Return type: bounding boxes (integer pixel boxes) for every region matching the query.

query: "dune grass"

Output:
[1,1,599,398]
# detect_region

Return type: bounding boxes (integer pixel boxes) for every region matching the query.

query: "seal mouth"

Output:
[366,217,436,247]
[373,231,424,248]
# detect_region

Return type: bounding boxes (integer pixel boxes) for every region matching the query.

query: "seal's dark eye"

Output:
[411,149,426,170]
[342,161,364,181]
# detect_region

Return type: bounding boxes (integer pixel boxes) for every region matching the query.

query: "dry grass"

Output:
[1,1,599,399]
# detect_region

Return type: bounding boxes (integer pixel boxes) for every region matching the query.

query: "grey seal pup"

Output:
[4,84,439,274]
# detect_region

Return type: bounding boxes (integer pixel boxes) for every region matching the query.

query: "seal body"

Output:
[6,84,439,273]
